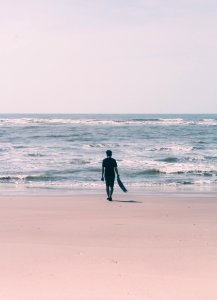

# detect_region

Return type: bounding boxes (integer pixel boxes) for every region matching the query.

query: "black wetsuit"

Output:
[102,157,117,187]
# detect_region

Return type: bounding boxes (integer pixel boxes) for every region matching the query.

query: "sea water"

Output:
[0,114,217,194]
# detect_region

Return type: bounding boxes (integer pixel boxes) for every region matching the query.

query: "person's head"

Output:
[106,150,112,157]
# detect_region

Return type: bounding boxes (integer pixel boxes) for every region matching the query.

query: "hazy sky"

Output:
[1,0,217,113]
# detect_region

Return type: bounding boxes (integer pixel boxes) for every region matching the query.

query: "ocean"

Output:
[0,114,217,194]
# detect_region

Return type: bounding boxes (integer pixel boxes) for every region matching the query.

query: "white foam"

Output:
[193,179,217,185]
[160,163,217,174]
[199,119,217,126]
[1,117,217,127]
[160,145,193,152]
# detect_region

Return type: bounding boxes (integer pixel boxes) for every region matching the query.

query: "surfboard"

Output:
[117,176,128,193]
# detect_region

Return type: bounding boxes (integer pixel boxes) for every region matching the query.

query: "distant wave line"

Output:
[1,118,217,126]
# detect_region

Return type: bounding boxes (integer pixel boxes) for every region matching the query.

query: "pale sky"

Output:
[0,0,217,113]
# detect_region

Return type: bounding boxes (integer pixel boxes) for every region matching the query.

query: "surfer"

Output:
[101,150,119,201]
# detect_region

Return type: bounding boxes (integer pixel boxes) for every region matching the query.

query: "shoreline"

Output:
[0,188,216,198]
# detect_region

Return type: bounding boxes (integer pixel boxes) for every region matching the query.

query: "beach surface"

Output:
[0,193,216,300]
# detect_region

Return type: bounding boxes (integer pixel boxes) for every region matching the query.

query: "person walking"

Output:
[101,150,119,201]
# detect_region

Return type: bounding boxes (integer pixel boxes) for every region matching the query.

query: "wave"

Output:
[0,176,18,182]
[0,175,56,182]
[83,143,122,149]
[128,162,217,176]
[161,167,217,175]
[0,173,78,183]
[135,169,163,175]
[27,153,45,157]
[205,155,217,160]
[158,157,179,163]
[132,118,160,122]
[177,180,193,185]
[1,117,217,127]
[84,143,106,148]
[200,119,217,125]
[25,175,59,182]
[159,146,193,152]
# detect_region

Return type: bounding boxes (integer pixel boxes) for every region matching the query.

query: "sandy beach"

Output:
[0,193,217,300]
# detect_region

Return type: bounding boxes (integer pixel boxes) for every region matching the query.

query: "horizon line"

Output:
[0,112,217,115]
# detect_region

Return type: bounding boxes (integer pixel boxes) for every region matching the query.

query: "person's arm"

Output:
[115,167,119,177]
[101,163,105,181]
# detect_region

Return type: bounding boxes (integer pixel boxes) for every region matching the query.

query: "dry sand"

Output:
[0,193,217,300]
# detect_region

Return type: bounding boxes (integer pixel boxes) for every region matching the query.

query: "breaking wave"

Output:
[1,117,217,127]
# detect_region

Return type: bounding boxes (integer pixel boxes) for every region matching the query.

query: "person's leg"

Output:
[105,177,114,201]
[109,186,114,199]
[106,185,110,199]
[105,177,110,199]
[109,177,115,200]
